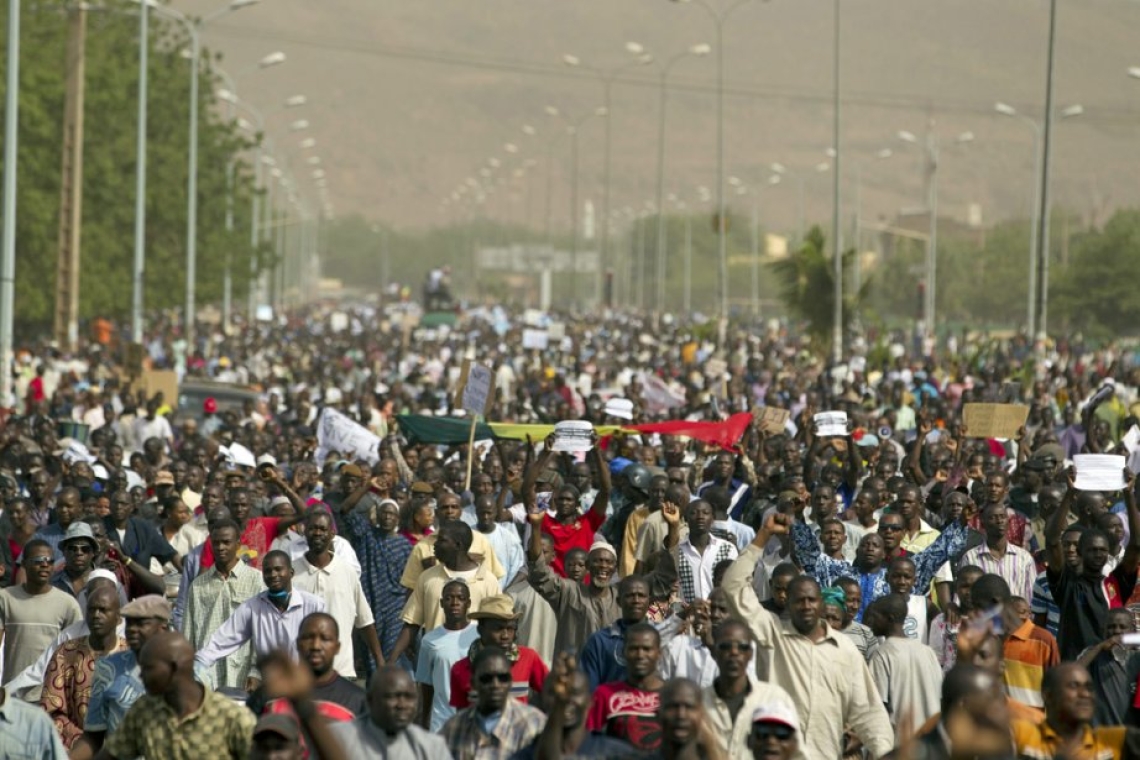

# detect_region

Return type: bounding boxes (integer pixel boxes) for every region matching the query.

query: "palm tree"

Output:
[769,225,871,353]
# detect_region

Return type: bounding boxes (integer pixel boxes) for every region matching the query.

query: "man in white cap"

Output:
[526,515,620,656]
[749,703,803,760]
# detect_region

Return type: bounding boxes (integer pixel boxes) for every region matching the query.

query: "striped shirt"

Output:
[183,562,265,689]
[959,541,1037,602]
[440,697,547,760]
[674,535,738,604]
[1030,571,1061,637]
[1012,720,1129,760]
[1004,619,1060,709]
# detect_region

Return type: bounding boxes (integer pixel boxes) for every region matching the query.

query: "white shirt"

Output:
[271,531,361,577]
[292,554,375,678]
[676,534,738,603]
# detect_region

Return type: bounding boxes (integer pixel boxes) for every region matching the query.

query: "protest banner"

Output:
[962,403,1029,439]
[314,407,382,466]
[753,406,791,435]
[453,359,497,490]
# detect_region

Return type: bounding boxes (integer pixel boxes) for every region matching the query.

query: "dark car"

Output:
[178,381,260,422]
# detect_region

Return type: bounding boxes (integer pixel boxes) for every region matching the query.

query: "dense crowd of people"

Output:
[1,304,1140,759]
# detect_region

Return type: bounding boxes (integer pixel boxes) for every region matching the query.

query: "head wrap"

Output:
[821,586,847,609]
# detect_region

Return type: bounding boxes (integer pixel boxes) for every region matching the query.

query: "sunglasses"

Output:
[715,641,753,653]
[878,524,903,532]
[753,724,795,741]
[25,556,53,567]
[64,543,95,554]
[477,672,512,685]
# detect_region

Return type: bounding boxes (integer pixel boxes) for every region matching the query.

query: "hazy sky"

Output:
[177,0,1140,236]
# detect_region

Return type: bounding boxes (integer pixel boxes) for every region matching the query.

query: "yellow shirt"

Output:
[1012,719,1129,760]
[399,531,505,590]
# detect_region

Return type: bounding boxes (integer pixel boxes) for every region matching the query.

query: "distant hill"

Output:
[183,0,1140,235]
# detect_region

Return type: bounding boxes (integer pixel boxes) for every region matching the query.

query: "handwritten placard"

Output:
[454,359,496,417]
[753,406,791,435]
[963,403,1029,439]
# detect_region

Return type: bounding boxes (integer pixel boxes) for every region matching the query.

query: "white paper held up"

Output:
[1073,454,1127,492]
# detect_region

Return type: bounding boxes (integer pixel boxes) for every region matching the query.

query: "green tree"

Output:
[1051,209,1140,337]
[0,2,260,333]
[769,225,870,352]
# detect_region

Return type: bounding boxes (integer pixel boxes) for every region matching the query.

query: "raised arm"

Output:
[913,505,974,591]
[1045,468,1077,571]
[586,439,611,520]
[1119,469,1140,576]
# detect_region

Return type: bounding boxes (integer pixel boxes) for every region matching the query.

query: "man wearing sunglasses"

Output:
[702,618,800,760]
[0,539,83,685]
[749,703,802,760]
[440,646,545,760]
[52,522,100,599]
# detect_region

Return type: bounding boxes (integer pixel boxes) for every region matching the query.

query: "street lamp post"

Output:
[563,44,652,304]
[145,0,260,352]
[652,44,710,314]
[994,101,1082,338]
[670,0,755,321]
[131,0,147,344]
[897,126,973,339]
[0,0,20,406]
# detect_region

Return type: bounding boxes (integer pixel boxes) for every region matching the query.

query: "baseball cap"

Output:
[154,471,175,486]
[751,702,800,732]
[253,714,300,743]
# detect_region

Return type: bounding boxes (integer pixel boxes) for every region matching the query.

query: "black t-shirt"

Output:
[247,673,368,722]
[1048,564,1139,661]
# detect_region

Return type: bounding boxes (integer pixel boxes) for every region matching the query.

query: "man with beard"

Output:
[0,539,83,684]
[586,622,667,752]
[724,515,893,759]
[327,665,450,756]
[440,647,545,760]
[527,510,620,656]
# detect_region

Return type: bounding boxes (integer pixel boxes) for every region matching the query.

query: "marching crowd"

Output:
[1,307,1140,759]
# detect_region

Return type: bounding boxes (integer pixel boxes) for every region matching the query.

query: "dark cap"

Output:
[253,713,300,743]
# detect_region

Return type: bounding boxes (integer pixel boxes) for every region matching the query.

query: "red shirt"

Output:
[542,509,605,578]
[200,517,284,569]
[449,646,549,708]
[586,681,662,752]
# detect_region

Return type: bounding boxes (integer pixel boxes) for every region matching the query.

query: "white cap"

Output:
[751,702,799,732]
[604,397,634,420]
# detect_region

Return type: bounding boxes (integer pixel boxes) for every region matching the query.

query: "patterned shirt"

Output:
[84,648,143,736]
[183,561,265,688]
[343,513,412,661]
[104,685,257,760]
[674,535,738,604]
[40,635,128,747]
[792,519,967,619]
[440,698,547,760]
[586,681,663,752]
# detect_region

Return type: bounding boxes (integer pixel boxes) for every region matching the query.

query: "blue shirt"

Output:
[85,649,143,735]
[414,623,479,732]
[581,619,635,693]
[0,688,68,759]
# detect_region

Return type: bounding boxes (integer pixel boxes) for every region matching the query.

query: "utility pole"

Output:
[53,5,87,350]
